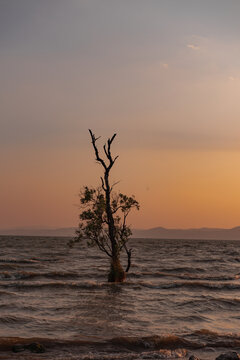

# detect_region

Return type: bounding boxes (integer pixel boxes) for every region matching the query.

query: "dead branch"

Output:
[89,129,107,170]
[89,129,119,172]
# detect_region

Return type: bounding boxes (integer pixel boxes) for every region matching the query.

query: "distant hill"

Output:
[1,226,240,240]
[132,226,240,240]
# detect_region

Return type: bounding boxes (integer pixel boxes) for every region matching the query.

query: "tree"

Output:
[70,130,139,282]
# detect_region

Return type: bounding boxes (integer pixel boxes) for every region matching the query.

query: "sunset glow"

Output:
[1,1,240,230]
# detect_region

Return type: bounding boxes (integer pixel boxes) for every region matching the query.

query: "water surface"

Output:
[0,236,240,359]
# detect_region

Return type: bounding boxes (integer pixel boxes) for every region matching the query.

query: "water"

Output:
[0,236,240,359]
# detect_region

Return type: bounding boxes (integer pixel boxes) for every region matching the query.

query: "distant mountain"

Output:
[1,226,240,240]
[132,226,240,240]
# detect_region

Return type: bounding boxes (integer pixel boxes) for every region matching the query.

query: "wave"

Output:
[0,332,239,352]
[110,333,240,351]
[138,280,240,291]
[0,335,201,352]
[0,264,19,270]
[155,266,206,274]
[137,270,235,282]
[0,289,19,297]
[0,258,40,264]
[0,337,189,360]
[190,329,240,348]
[1,278,240,292]
[176,296,240,310]
[193,329,239,339]
[0,280,111,290]
[0,315,30,325]
[0,257,61,264]
[0,270,79,281]
[1,268,237,283]
[109,335,202,350]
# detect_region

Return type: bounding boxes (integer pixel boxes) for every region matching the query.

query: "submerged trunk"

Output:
[104,171,125,282]
[108,256,126,282]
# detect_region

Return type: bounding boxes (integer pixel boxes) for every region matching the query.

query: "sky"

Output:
[1,0,240,230]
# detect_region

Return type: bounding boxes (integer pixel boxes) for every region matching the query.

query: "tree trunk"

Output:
[89,130,130,283]
[104,171,126,282]
[108,256,126,282]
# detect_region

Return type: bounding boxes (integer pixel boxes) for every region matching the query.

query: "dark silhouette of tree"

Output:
[70,130,139,282]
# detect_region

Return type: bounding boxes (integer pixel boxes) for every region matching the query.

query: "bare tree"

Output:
[70,130,139,282]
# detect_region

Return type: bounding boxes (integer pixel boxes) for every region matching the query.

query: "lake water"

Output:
[0,236,240,359]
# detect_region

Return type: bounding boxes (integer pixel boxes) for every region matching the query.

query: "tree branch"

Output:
[100,177,106,191]
[94,236,112,257]
[104,134,118,168]
[124,244,132,272]
[89,129,107,170]
[110,180,120,192]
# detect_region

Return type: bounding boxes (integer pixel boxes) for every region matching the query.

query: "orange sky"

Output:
[1,1,240,229]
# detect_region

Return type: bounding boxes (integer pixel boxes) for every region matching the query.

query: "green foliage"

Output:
[70,186,139,257]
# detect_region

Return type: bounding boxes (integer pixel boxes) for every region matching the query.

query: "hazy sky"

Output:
[1,0,240,229]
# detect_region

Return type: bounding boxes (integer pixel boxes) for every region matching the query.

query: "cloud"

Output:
[228,76,240,81]
[187,44,200,50]
[161,63,169,69]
